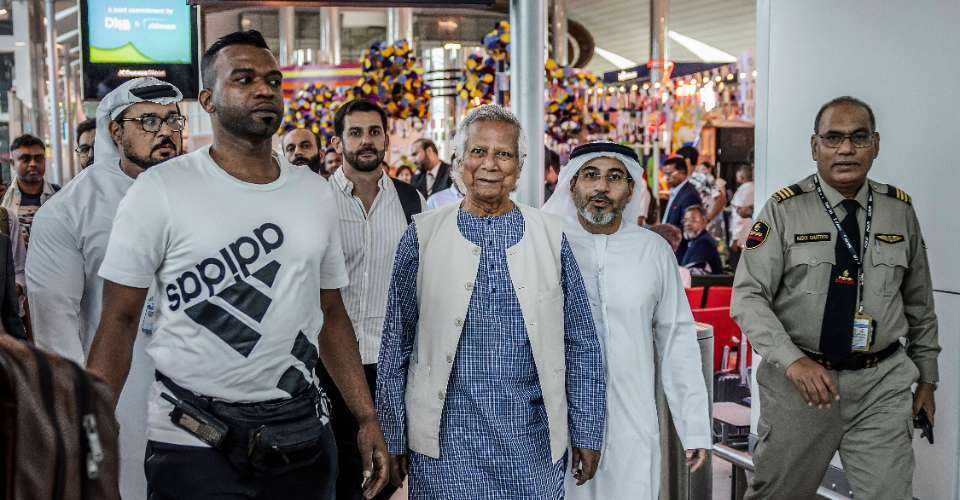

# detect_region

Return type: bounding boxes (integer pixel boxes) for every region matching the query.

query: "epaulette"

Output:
[772,184,804,203]
[886,185,912,205]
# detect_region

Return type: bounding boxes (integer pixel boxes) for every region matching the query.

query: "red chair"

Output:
[691,306,751,372]
[704,286,733,308]
[685,287,705,309]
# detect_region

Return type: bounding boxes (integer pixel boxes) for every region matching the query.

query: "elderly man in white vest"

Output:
[376,104,606,499]
[543,141,711,499]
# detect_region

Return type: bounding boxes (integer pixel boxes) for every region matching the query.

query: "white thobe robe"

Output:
[27,161,156,500]
[563,222,711,500]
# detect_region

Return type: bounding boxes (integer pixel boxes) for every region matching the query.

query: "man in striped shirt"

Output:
[321,99,425,500]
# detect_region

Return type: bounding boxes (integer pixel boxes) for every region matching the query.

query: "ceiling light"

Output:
[594,47,637,70]
[443,43,461,50]
[667,31,737,63]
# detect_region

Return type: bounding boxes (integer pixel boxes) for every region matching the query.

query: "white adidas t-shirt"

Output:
[99,146,348,446]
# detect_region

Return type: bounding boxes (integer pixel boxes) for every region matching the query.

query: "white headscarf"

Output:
[93,77,184,167]
[542,141,648,226]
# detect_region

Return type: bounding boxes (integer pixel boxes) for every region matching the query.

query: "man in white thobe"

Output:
[26,77,184,499]
[543,141,711,499]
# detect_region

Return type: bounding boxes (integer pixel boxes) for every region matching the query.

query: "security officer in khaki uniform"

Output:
[732,96,939,500]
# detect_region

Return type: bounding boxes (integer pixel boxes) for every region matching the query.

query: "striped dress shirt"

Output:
[330,168,423,364]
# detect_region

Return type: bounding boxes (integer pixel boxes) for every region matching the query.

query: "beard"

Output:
[683,229,700,240]
[343,145,385,172]
[573,190,620,226]
[216,98,282,140]
[123,136,180,170]
[291,154,322,174]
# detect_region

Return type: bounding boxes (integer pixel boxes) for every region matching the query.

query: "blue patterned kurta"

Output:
[377,208,605,500]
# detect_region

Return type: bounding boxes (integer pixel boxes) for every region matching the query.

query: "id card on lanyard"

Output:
[812,176,875,352]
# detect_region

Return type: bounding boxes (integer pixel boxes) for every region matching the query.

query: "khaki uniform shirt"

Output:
[732,174,940,383]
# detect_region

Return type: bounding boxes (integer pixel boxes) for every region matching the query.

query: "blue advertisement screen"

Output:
[86,0,192,64]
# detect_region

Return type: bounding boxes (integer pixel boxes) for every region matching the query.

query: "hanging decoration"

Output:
[483,21,511,65]
[281,82,340,144]
[457,53,497,108]
[544,58,612,148]
[347,39,430,124]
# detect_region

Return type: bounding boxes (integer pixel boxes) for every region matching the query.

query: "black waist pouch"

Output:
[211,389,327,477]
[158,373,328,477]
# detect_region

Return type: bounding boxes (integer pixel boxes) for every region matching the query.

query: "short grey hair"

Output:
[453,104,528,169]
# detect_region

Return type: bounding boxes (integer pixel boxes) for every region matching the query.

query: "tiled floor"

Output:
[388,459,736,499]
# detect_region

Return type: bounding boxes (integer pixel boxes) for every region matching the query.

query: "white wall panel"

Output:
[756,0,960,291]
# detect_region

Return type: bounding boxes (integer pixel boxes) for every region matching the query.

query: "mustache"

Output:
[152,139,177,152]
[589,193,612,204]
[292,155,314,165]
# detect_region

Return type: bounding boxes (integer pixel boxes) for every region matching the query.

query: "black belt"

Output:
[801,342,901,371]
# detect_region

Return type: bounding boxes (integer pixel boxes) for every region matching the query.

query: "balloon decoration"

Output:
[281,82,339,144]
[281,39,430,137]
[544,58,613,146]
[482,21,510,64]
[457,53,497,108]
[458,21,510,109]
[347,39,430,124]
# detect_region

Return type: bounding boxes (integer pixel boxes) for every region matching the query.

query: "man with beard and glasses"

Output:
[76,117,98,169]
[283,128,325,175]
[543,141,710,499]
[3,134,59,248]
[322,98,423,499]
[679,205,723,275]
[27,77,185,499]
[86,30,389,500]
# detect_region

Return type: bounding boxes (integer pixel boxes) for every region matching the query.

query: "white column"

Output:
[278,7,296,66]
[63,51,76,179]
[44,0,63,185]
[551,0,567,66]
[328,7,341,65]
[649,0,669,213]
[386,8,414,45]
[509,0,546,207]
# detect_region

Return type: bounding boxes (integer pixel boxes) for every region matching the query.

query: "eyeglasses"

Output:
[75,144,93,155]
[13,153,44,164]
[578,169,633,185]
[119,115,186,133]
[817,132,874,148]
[467,146,520,165]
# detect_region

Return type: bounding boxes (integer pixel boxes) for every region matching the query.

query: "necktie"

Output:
[819,199,861,361]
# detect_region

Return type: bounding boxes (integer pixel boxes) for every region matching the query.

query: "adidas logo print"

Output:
[183,260,279,357]
[164,223,285,357]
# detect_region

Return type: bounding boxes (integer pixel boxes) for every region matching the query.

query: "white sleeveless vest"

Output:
[406,203,569,462]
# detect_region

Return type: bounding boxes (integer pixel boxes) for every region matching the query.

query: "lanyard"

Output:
[812,175,873,313]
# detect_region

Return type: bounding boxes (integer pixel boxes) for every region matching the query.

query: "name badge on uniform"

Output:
[852,312,874,352]
[794,232,831,243]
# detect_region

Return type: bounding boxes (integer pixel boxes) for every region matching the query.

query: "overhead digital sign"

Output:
[81,0,200,100]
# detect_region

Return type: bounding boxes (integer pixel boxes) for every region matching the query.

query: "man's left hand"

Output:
[685,448,708,472]
[356,418,390,499]
[913,382,936,426]
[571,447,601,486]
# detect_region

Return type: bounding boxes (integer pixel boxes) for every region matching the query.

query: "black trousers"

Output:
[318,362,398,500]
[144,431,337,500]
